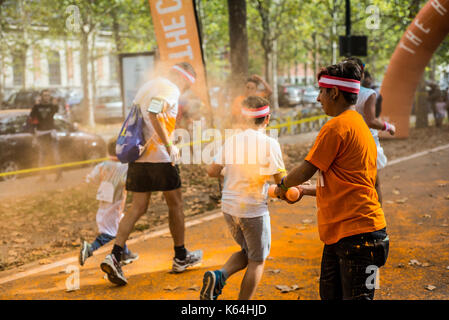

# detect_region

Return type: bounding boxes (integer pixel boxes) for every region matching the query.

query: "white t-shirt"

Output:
[133,77,181,163]
[214,129,286,218]
[86,161,128,236]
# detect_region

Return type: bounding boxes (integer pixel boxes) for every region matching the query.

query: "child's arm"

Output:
[276,160,318,200]
[86,163,103,184]
[207,163,224,178]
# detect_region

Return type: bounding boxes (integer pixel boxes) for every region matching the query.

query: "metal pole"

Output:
[345,0,351,56]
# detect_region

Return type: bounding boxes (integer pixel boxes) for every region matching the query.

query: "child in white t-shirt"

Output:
[79,139,138,266]
[201,96,287,300]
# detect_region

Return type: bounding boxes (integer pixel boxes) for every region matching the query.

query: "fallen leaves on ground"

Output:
[275,284,301,293]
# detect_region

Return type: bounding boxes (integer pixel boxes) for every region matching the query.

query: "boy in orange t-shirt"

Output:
[275,61,389,300]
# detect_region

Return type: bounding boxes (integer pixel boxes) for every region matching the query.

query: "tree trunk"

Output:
[227,0,248,99]
[271,39,279,109]
[80,31,93,126]
[415,74,428,128]
[0,53,3,103]
[21,48,27,89]
[89,32,97,127]
[313,33,318,78]
[304,62,308,86]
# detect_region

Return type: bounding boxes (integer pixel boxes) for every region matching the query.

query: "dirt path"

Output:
[1,145,448,300]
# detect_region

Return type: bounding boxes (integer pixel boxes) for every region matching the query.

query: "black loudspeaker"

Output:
[339,35,367,57]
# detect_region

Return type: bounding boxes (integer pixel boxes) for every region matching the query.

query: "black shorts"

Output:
[126,162,181,192]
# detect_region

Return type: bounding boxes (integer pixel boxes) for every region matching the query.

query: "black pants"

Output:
[319,228,389,300]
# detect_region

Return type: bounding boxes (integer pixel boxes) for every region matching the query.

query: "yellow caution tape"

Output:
[0,114,328,178]
[0,157,109,178]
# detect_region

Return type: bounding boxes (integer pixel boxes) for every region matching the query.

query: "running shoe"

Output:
[121,251,139,266]
[79,239,92,266]
[200,270,226,300]
[172,249,203,273]
[100,254,128,286]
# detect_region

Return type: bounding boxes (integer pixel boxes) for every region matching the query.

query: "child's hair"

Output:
[242,95,271,126]
[345,56,365,74]
[108,138,117,156]
[317,60,362,105]
[247,77,260,86]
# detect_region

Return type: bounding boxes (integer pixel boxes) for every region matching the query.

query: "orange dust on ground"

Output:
[0,145,448,299]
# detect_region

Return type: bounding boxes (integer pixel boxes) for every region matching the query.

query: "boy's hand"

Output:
[285,187,304,204]
[274,185,287,200]
[275,186,304,204]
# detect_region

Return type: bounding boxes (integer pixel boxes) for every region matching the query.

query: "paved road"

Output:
[1,146,448,300]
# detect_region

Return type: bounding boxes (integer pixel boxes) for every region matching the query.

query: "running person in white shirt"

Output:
[79,139,138,266]
[201,96,287,300]
[344,57,396,204]
[100,62,202,286]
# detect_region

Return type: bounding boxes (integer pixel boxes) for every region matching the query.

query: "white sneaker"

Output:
[172,249,203,273]
[100,254,128,286]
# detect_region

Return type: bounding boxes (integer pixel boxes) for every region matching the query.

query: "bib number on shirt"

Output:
[147,98,165,114]
[96,181,114,203]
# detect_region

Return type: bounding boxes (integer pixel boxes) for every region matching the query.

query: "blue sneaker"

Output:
[200,270,226,300]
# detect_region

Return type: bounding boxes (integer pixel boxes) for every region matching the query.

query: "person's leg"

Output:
[319,244,343,300]
[163,188,184,248]
[37,135,50,180]
[200,214,247,300]
[237,215,271,300]
[336,235,378,300]
[222,250,248,277]
[91,233,115,252]
[238,259,265,300]
[113,192,150,258]
[51,134,62,180]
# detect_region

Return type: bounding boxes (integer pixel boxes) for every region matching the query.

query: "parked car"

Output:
[67,88,124,123]
[278,85,302,107]
[0,109,107,181]
[1,89,69,118]
[302,86,319,104]
[94,88,123,122]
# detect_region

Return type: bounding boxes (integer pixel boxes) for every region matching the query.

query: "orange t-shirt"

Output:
[305,109,386,245]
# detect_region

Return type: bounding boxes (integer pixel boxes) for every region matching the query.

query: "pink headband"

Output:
[318,75,360,94]
[241,105,270,118]
[172,65,196,84]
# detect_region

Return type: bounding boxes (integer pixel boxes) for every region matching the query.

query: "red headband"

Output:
[241,105,270,118]
[172,65,196,84]
[318,75,360,94]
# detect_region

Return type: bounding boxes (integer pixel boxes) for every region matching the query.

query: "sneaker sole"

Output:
[200,271,216,300]
[79,242,87,266]
[100,261,127,286]
[172,260,202,273]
